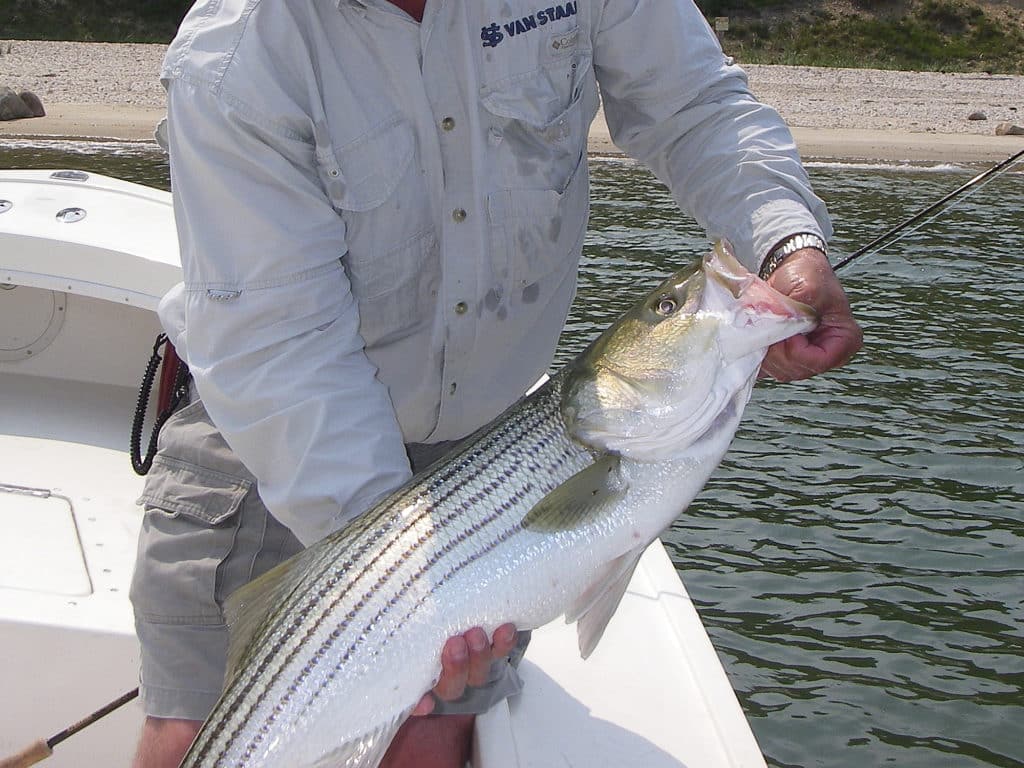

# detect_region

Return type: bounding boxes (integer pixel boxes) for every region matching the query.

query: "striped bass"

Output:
[181,242,817,768]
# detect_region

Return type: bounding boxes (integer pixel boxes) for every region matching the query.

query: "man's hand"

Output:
[411,624,519,716]
[760,248,863,382]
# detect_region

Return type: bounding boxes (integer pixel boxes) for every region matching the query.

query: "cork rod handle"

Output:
[0,739,53,768]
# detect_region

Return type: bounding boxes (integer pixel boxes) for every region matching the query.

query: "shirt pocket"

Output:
[313,115,437,345]
[486,148,589,295]
[346,228,441,347]
[480,47,594,194]
[314,113,415,212]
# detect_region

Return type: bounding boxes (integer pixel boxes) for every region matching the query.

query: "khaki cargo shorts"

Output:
[129,396,526,721]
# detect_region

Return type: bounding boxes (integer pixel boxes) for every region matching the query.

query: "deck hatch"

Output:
[0,484,92,596]
[0,284,67,361]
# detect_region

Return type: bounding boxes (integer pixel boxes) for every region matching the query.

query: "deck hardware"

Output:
[50,170,90,181]
[55,207,87,224]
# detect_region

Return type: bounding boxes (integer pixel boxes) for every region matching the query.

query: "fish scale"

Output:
[180,244,818,768]
[184,374,596,767]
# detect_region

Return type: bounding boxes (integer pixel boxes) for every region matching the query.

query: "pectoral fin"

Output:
[570,544,646,659]
[522,453,627,532]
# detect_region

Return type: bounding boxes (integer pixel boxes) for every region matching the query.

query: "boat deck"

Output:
[476,544,766,768]
[1,373,147,767]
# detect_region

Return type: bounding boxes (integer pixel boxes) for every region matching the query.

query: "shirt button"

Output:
[449,382,458,395]
[454,301,468,315]
[441,116,456,131]
[452,208,467,222]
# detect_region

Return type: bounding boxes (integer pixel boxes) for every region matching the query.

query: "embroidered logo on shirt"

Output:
[550,28,578,52]
[481,2,578,48]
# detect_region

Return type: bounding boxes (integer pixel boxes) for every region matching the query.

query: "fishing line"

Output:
[832,147,1024,273]
[837,171,1006,270]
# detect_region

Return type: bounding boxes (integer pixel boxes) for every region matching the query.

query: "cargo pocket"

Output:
[129,402,252,626]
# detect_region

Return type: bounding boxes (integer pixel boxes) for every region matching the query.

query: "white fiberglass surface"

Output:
[475,543,766,768]
[0,170,181,309]
[0,487,90,595]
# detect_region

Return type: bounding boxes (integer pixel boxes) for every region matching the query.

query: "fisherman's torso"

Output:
[164,0,601,442]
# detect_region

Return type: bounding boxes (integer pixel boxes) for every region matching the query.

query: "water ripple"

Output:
[586,161,1024,768]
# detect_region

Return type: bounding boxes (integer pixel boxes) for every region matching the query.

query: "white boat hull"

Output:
[0,169,765,768]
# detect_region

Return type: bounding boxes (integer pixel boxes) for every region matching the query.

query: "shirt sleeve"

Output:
[162,78,412,547]
[593,0,832,271]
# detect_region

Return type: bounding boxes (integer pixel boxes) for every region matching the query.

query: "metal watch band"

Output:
[758,233,828,279]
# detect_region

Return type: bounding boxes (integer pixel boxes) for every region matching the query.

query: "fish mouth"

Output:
[703,242,818,356]
[706,241,818,325]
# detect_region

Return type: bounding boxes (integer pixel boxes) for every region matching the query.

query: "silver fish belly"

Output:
[180,244,818,768]
[184,378,600,768]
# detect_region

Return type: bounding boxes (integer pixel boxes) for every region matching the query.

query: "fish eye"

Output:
[655,296,678,316]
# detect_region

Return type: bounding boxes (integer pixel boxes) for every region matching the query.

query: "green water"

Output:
[579,157,1024,768]
[2,142,1021,767]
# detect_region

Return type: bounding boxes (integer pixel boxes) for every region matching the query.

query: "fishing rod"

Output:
[0,688,139,768]
[2,146,1022,768]
[832,146,1024,272]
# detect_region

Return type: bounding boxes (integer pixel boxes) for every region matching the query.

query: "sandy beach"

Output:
[1,40,1022,163]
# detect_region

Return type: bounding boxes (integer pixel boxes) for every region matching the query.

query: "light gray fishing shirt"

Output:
[157,0,831,546]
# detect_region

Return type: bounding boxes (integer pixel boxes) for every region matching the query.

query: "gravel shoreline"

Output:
[0,41,168,108]
[1,39,1023,158]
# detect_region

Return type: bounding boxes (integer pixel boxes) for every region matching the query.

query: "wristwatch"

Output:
[758,233,828,280]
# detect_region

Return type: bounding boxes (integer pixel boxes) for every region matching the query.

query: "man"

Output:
[130,0,862,765]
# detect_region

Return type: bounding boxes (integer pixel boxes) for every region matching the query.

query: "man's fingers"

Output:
[412,693,436,717]
[465,627,492,688]
[762,319,862,381]
[492,623,518,657]
[424,625,519,711]
[433,635,470,702]
[761,248,863,382]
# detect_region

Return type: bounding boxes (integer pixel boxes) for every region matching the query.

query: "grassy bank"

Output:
[707,0,1024,73]
[1,0,1022,74]
[0,0,189,43]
